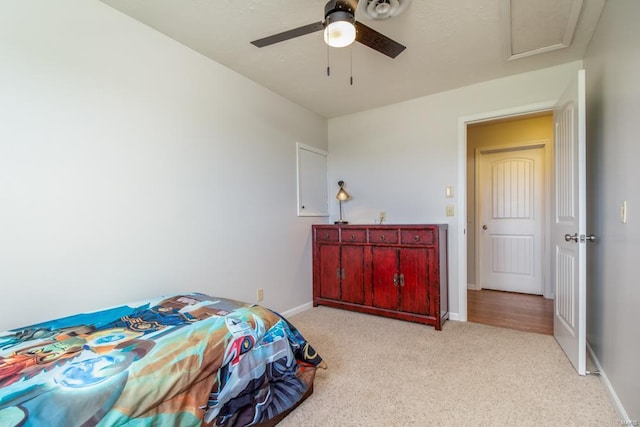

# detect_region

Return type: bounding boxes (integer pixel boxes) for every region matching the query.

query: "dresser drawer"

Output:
[341,229,367,243]
[369,229,399,244]
[401,229,435,245]
[315,228,339,242]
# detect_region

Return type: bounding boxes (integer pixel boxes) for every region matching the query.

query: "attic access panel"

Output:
[501,0,583,60]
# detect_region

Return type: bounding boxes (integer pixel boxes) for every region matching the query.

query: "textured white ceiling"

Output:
[99,0,606,118]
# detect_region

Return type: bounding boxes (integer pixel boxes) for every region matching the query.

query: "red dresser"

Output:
[312,224,448,330]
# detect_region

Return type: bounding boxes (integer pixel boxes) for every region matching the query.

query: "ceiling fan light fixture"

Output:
[323,9,356,48]
[324,21,356,47]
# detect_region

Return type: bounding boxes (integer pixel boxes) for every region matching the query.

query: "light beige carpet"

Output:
[282,306,619,427]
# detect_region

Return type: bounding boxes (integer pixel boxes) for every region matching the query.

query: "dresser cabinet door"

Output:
[371,247,399,310]
[317,244,340,300]
[399,247,429,315]
[341,245,366,305]
[371,246,431,316]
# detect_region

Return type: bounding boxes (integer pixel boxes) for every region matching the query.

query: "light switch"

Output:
[446,204,455,216]
[445,186,454,198]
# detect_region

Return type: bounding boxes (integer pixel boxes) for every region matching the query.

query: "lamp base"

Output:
[334,220,349,225]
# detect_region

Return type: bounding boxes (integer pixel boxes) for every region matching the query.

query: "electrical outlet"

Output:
[257,288,264,302]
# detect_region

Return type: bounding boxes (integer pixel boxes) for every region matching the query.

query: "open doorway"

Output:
[466,112,554,335]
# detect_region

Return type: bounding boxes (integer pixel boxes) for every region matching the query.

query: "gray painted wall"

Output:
[0,1,327,331]
[584,0,640,421]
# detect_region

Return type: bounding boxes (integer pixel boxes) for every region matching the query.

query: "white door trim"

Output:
[455,101,555,321]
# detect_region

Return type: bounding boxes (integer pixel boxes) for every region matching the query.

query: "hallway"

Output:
[467,289,553,335]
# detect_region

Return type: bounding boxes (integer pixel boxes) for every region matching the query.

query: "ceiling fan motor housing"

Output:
[324,0,357,24]
[325,10,355,27]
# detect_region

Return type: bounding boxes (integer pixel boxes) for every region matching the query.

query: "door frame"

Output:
[475,140,552,297]
[455,101,555,321]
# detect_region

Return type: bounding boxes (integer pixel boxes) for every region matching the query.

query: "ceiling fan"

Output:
[250,0,407,59]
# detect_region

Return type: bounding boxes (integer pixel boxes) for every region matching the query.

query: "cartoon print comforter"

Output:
[0,293,324,426]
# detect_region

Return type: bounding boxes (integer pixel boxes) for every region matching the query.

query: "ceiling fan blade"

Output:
[251,22,325,48]
[354,21,406,58]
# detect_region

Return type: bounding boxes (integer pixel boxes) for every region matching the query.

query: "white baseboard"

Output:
[587,341,631,422]
[280,301,313,319]
[467,283,478,291]
[283,302,464,325]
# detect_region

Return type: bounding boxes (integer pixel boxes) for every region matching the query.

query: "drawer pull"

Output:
[414,235,420,242]
[380,235,386,241]
[323,233,329,240]
[350,234,356,241]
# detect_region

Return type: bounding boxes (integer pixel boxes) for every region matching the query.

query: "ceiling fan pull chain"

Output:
[350,46,353,85]
[327,43,331,76]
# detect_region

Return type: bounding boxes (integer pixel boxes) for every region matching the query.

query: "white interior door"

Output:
[478,145,544,295]
[553,69,587,375]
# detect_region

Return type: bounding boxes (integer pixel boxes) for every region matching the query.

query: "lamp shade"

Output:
[336,181,350,200]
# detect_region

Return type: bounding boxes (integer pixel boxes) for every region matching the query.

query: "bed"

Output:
[0,292,325,426]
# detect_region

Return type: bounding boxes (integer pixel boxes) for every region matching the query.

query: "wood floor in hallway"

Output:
[467,289,554,335]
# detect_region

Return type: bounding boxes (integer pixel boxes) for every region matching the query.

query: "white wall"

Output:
[328,61,582,319]
[583,0,640,420]
[0,1,327,331]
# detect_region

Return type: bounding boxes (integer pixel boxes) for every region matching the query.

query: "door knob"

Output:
[482,225,487,230]
[564,233,579,242]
